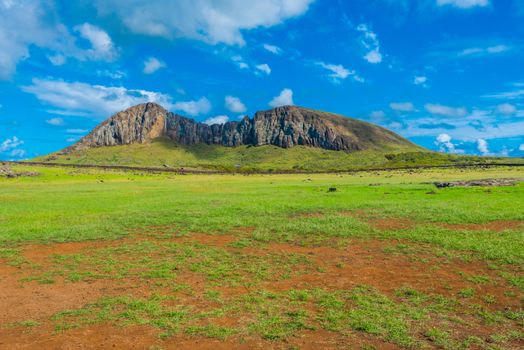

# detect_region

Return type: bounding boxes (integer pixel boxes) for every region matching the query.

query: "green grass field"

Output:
[34,138,524,172]
[1,164,523,349]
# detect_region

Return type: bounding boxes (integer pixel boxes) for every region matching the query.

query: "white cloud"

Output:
[73,23,117,61]
[66,137,79,143]
[388,121,404,130]
[404,118,524,140]
[255,63,271,75]
[364,50,382,64]
[435,133,463,153]
[414,76,428,85]
[143,57,166,74]
[390,102,415,112]
[496,103,517,115]
[96,69,127,80]
[487,45,508,53]
[458,44,509,57]
[0,136,24,152]
[9,149,26,158]
[46,118,64,126]
[0,136,26,159]
[0,2,117,79]
[231,55,249,69]
[519,144,524,151]
[370,110,386,121]
[48,54,66,66]
[356,24,382,64]
[66,129,88,134]
[0,1,69,79]
[263,44,282,55]
[484,89,524,100]
[425,103,467,117]
[204,115,229,125]
[269,88,294,107]
[94,0,314,46]
[173,97,211,116]
[22,78,174,118]
[476,138,489,154]
[225,96,246,113]
[436,0,490,9]
[316,62,362,84]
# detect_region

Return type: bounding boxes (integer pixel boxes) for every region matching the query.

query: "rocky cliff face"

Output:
[66,103,415,153]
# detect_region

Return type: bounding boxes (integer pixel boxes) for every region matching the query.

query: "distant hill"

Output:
[63,103,420,153]
[36,103,518,172]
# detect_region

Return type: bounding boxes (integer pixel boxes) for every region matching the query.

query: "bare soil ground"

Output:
[1,217,523,349]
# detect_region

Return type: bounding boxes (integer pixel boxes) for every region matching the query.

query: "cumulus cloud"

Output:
[8,149,27,158]
[263,44,282,55]
[22,78,174,118]
[173,97,212,116]
[0,2,117,79]
[436,0,490,9]
[435,133,463,153]
[425,103,467,117]
[46,118,64,126]
[356,24,382,64]
[520,144,524,151]
[413,76,428,86]
[496,103,517,115]
[94,0,314,46]
[390,102,415,112]
[96,69,127,80]
[316,62,363,84]
[476,138,489,154]
[143,57,166,74]
[255,63,271,75]
[269,88,294,107]
[204,115,229,125]
[73,23,117,61]
[0,1,67,79]
[370,110,386,121]
[224,96,246,113]
[48,54,66,66]
[0,136,24,152]
[0,136,26,159]
[231,55,249,69]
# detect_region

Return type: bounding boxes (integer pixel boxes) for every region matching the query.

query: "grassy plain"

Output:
[0,164,523,349]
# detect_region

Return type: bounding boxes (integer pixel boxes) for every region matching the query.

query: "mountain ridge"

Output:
[64,103,420,154]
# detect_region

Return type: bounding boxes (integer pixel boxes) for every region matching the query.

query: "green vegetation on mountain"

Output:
[34,138,522,172]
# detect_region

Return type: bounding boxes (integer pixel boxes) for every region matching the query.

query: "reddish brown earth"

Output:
[1,225,522,349]
[438,220,524,232]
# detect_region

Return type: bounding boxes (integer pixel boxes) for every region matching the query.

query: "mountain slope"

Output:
[39,103,503,172]
[65,103,420,153]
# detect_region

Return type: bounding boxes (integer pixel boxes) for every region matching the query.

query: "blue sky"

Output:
[1,0,524,159]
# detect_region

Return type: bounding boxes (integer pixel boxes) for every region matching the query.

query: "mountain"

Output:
[65,103,418,153]
[38,102,504,172]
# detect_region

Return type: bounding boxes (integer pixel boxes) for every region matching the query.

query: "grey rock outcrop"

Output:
[65,103,416,153]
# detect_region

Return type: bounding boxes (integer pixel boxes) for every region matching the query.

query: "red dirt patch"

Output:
[246,240,522,309]
[438,220,524,232]
[367,218,415,231]
[0,323,403,350]
[340,209,524,232]
[290,211,325,219]
[176,233,238,247]
[1,229,522,349]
